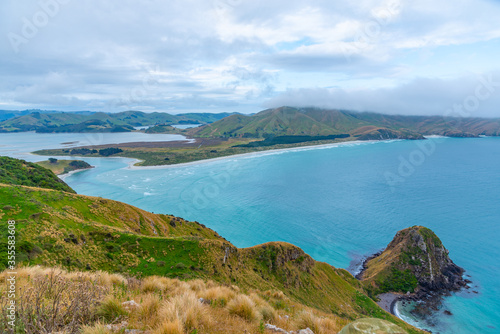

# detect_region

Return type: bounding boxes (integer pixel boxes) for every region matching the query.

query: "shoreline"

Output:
[376,292,401,315]
[125,139,383,170]
[33,135,455,170]
[58,167,94,180]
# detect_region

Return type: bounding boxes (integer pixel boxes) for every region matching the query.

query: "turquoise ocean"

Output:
[1,132,499,333]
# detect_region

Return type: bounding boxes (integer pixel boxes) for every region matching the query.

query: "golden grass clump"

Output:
[247,293,278,322]
[158,291,209,332]
[188,278,206,292]
[141,276,168,293]
[295,310,320,333]
[80,323,111,334]
[200,286,236,306]
[130,293,162,328]
[227,294,260,322]
[152,319,184,334]
[272,290,286,300]
[95,270,127,286]
[204,279,218,289]
[96,296,128,321]
[316,316,346,334]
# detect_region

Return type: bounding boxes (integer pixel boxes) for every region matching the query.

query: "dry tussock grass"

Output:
[132,293,162,327]
[152,319,184,334]
[0,266,356,334]
[227,294,260,322]
[159,291,211,331]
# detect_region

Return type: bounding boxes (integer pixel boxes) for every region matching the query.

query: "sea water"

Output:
[1,133,499,333]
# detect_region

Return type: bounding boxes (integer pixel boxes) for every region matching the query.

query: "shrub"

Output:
[1,269,105,334]
[175,262,187,270]
[378,267,418,293]
[98,148,123,156]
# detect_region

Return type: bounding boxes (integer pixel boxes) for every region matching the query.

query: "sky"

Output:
[1,0,500,117]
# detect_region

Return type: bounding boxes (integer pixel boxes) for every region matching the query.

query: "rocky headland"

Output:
[358,226,470,316]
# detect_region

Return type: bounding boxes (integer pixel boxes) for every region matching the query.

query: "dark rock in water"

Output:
[444,310,453,315]
[354,250,382,280]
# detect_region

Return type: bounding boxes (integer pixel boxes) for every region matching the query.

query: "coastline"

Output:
[376,293,401,315]
[125,139,382,170]
[58,167,94,180]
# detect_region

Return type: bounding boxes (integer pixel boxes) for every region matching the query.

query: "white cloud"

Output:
[0,0,499,114]
[265,72,500,118]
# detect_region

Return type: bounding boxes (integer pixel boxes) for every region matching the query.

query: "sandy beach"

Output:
[58,167,94,181]
[125,139,377,170]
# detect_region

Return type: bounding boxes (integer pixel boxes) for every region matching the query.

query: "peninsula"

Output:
[31,106,500,166]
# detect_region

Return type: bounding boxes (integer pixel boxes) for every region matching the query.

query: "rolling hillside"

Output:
[190,107,500,139]
[0,183,420,333]
[0,156,75,193]
[0,157,423,333]
[0,110,234,133]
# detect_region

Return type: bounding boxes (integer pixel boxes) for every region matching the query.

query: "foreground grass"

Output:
[0,266,352,334]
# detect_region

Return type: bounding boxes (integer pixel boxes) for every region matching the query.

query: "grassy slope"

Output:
[193,107,345,137]
[0,184,421,333]
[192,107,500,138]
[0,110,233,132]
[0,156,75,193]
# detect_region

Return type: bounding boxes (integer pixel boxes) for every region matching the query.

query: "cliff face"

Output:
[361,226,467,295]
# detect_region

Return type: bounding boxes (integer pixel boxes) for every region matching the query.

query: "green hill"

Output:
[0,156,75,193]
[360,226,467,297]
[0,110,234,133]
[0,156,425,332]
[0,182,422,333]
[192,107,346,138]
[190,107,500,139]
[36,159,93,175]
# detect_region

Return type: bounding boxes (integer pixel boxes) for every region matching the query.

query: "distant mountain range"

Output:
[0,109,94,122]
[0,110,234,133]
[2,107,500,139]
[190,106,500,139]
